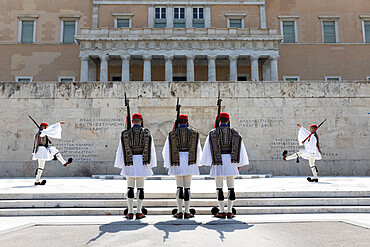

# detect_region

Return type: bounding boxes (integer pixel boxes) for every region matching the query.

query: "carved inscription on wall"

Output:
[57,139,98,162]
[239,118,284,128]
[270,138,299,160]
[78,118,125,131]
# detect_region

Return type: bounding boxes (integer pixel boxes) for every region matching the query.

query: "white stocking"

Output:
[309,158,318,179]
[136,177,145,214]
[175,176,184,212]
[35,160,46,183]
[184,175,192,214]
[215,177,225,213]
[126,177,135,214]
[226,176,235,213]
[286,151,303,161]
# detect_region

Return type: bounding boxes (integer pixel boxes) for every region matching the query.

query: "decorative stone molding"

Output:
[143,55,152,60]
[278,15,299,20]
[120,55,131,60]
[250,55,260,60]
[207,55,217,60]
[164,55,174,60]
[93,0,265,5]
[318,15,340,20]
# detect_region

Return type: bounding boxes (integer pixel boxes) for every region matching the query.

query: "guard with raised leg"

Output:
[283,121,325,183]
[30,115,73,186]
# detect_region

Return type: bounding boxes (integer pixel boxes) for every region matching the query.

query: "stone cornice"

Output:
[93,0,265,5]
[76,27,281,42]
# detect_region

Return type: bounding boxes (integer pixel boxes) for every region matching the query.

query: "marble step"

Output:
[91,174,273,180]
[1,198,369,209]
[2,191,370,200]
[0,206,369,216]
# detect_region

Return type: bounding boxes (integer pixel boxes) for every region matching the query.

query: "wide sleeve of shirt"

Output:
[148,136,157,169]
[114,140,125,169]
[196,138,203,166]
[162,137,171,168]
[237,140,249,167]
[40,123,62,139]
[200,135,212,166]
[298,127,311,144]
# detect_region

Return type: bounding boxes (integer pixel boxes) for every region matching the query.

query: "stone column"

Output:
[259,5,266,29]
[164,55,173,82]
[269,55,279,81]
[262,60,271,81]
[167,4,173,28]
[207,55,217,82]
[99,54,109,82]
[80,55,89,82]
[229,55,238,82]
[88,59,97,81]
[186,55,195,81]
[250,55,260,81]
[148,4,154,27]
[143,55,152,82]
[120,55,130,82]
[205,4,211,28]
[186,5,192,28]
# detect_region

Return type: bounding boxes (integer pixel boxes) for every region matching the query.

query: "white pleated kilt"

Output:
[167,152,200,176]
[209,154,240,177]
[299,149,322,160]
[32,146,58,161]
[120,155,154,177]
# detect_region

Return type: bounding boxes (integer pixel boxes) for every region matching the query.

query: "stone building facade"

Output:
[0,0,370,82]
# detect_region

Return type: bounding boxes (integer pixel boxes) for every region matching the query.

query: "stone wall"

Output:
[0,81,369,177]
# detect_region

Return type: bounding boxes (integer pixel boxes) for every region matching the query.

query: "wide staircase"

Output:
[1,189,369,216]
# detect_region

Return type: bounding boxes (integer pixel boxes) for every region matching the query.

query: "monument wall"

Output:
[0,81,369,177]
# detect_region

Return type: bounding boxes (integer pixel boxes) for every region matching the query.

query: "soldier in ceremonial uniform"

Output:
[32,122,73,186]
[114,113,157,220]
[283,123,322,182]
[201,112,249,218]
[162,114,202,219]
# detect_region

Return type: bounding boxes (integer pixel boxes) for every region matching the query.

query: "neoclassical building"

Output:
[0,0,369,82]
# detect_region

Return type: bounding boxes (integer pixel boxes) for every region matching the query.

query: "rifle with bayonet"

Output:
[302,119,327,144]
[214,91,222,128]
[172,97,181,130]
[27,113,40,129]
[124,93,131,130]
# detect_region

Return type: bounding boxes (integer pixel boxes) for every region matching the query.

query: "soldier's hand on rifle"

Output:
[60,122,66,125]
[297,124,301,128]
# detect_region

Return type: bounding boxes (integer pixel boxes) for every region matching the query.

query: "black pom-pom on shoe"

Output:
[282,150,288,161]
[63,158,73,167]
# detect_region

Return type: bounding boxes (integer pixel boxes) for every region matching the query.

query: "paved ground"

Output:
[0,216,369,247]
[1,176,370,194]
[1,176,369,246]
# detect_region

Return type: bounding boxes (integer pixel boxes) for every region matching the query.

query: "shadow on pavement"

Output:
[86,219,148,245]
[12,186,37,188]
[201,219,254,242]
[154,219,201,242]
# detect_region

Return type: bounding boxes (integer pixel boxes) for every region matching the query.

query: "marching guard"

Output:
[201,112,249,219]
[283,121,325,182]
[32,121,73,185]
[162,110,202,219]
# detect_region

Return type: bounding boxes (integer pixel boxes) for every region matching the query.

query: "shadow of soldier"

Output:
[201,219,254,242]
[153,219,202,242]
[86,220,148,245]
